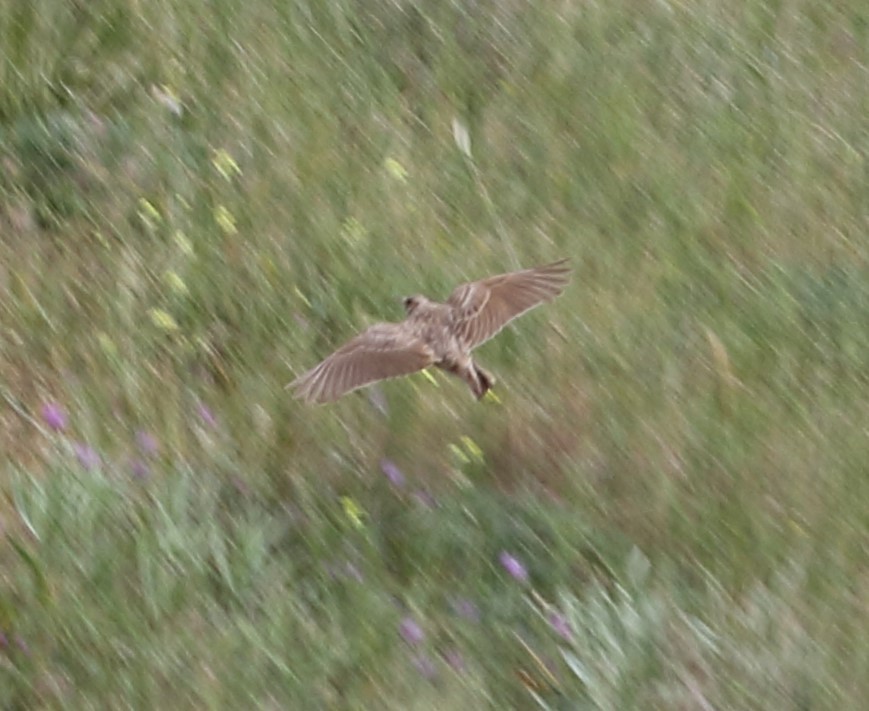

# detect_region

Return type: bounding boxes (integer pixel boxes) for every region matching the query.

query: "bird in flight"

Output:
[289,259,571,404]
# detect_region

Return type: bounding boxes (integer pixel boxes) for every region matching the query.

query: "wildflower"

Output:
[174,230,194,256]
[340,497,365,528]
[384,157,407,182]
[443,648,465,673]
[164,270,189,296]
[137,198,161,230]
[214,205,237,235]
[195,401,217,428]
[211,148,241,180]
[399,617,424,646]
[499,551,528,583]
[41,402,67,432]
[131,458,150,480]
[380,458,405,487]
[549,611,572,641]
[72,442,100,471]
[135,430,159,457]
[149,308,179,332]
[459,435,484,463]
[449,443,470,466]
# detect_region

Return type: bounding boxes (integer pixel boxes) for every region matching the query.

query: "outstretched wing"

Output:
[447,259,571,350]
[289,322,436,404]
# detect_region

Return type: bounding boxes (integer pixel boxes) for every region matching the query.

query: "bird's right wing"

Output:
[289,322,436,404]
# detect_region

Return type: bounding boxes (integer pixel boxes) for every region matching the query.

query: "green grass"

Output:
[1,0,867,707]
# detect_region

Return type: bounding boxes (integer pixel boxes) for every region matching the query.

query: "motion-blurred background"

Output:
[0,1,866,707]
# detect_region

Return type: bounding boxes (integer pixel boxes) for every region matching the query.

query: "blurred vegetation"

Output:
[0,0,867,707]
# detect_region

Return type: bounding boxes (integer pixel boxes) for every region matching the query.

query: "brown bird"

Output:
[289,259,571,404]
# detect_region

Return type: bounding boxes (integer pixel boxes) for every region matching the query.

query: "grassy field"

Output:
[1,0,867,707]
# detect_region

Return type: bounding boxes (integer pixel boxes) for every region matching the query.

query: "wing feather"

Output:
[290,322,435,404]
[447,259,571,349]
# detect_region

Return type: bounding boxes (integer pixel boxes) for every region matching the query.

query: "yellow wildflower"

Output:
[174,230,194,256]
[211,149,241,180]
[384,157,407,182]
[340,497,365,528]
[164,270,189,296]
[138,198,161,230]
[149,308,179,332]
[214,205,237,235]
[460,435,484,463]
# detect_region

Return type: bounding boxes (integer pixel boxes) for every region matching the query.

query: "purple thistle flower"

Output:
[72,442,101,471]
[412,653,438,680]
[380,458,405,487]
[549,611,573,641]
[450,597,480,623]
[399,617,425,646]
[135,430,159,457]
[41,402,67,432]
[499,551,528,583]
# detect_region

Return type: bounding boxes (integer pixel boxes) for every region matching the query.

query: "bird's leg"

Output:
[472,362,496,399]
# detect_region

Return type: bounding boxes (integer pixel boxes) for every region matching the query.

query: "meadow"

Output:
[0,0,867,707]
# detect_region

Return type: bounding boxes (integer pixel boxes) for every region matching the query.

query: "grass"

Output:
[1,0,867,707]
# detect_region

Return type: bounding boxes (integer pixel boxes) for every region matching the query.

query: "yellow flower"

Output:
[138,198,161,230]
[449,443,470,466]
[460,435,484,463]
[214,205,237,235]
[340,497,365,528]
[384,157,407,182]
[174,230,194,256]
[212,149,241,180]
[149,308,179,332]
[164,270,189,296]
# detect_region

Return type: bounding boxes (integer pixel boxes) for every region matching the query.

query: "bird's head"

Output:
[403,294,426,315]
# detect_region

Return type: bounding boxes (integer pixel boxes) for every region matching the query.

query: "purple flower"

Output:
[443,648,465,673]
[380,458,405,487]
[130,458,150,480]
[412,653,438,679]
[72,442,101,471]
[450,597,480,623]
[549,611,573,641]
[41,402,67,431]
[499,551,528,583]
[196,401,217,428]
[399,617,425,646]
[135,430,159,457]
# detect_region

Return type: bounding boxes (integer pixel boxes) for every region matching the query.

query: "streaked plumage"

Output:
[289,259,571,404]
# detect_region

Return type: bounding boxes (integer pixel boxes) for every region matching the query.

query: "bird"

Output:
[288,259,571,404]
